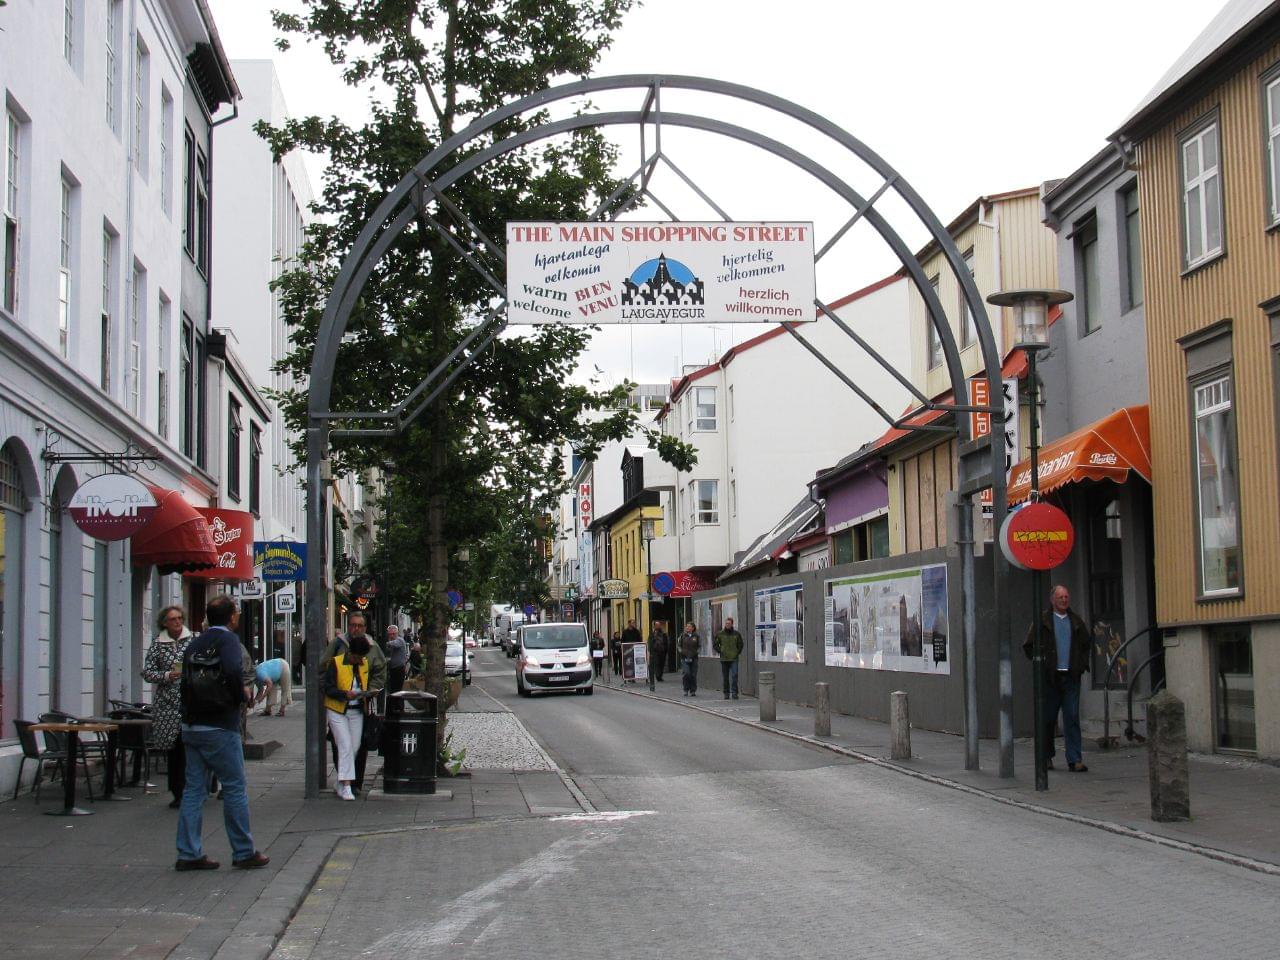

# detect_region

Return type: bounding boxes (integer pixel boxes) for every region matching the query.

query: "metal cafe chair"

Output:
[22,719,97,802]
[12,720,64,802]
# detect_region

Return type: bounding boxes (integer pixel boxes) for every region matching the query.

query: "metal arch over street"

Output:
[303,74,1017,797]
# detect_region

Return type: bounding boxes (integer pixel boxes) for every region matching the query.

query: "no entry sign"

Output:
[1000,502,1075,571]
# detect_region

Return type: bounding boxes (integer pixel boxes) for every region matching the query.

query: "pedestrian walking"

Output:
[1024,584,1092,772]
[142,605,191,808]
[649,621,668,683]
[679,622,700,696]
[590,630,606,678]
[175,595,269,871]
[714,617,745,700]
[610,631,623,676]
[385,624,408,696]
[252,657,292,717]
[324,634,372,801]
[324,612,386,794]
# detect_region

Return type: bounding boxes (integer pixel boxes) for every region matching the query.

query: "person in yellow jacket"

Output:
[324,635,372,801]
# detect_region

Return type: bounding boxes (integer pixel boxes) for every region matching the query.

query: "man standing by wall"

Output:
[679,622,701,697]
[714,617,744,701]
[1024,585,1092,773]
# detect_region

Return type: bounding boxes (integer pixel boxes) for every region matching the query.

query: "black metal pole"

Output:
[1028,347,1048,792]
[646,535,655,692]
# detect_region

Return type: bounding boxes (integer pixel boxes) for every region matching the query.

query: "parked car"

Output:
[445,640,472,685]
[514,622,592,697]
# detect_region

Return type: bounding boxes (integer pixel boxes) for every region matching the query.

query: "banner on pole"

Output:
[505,221,816,324]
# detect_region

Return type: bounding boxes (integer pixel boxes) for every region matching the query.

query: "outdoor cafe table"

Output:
[27,722,117,816]
[80,716,154,798]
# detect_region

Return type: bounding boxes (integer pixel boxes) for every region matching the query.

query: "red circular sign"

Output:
[1001,502,1075,570]
[67,474,158,541]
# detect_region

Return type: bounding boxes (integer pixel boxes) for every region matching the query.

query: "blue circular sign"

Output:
[652,572,675,596]
[523,603,537,616]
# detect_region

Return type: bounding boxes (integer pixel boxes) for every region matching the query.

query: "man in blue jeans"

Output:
[1023,584,1092,773]
[175,595,269,871]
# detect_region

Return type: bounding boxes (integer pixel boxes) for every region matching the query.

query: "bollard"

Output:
[1147,690,1191,822]
[759,672,776,722]
[890,691,911,760]
[814,682,830,737]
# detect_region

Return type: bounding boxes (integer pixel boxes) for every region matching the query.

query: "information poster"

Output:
[621,642,649,682]
[823,564,949,674]
[753,583,804,663]
[693,593,739,659]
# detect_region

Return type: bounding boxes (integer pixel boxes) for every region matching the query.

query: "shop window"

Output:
[1087,495,1127,688]
[1,442,30,732]
[1211,625,1255,753]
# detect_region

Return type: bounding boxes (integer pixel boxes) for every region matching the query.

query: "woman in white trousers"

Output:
[323,636,370,801]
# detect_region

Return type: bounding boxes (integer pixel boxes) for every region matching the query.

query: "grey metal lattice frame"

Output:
[303,75,1016,797]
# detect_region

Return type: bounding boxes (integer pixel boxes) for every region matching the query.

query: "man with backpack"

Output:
[174,595,269,872]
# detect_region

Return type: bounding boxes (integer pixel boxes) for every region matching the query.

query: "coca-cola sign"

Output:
[67,474,158,541]
[185,508,256,580]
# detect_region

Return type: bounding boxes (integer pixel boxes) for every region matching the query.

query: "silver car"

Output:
[515,622,593,696]
[445,640,472,685]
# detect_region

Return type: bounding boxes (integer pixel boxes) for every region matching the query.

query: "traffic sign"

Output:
[1000,502,1074,571]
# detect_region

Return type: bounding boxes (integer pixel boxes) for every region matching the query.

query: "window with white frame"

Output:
[133,39,148,172]
[1181,118,1223,267]
[128,262,143,416]
[160,87,172,214]
[101,227,115,392]
[59,177,74,356]
[1265,70,1280,226]
[926,275,943,369]
[1193,374,1241,595]
[960,249,977,347]
[105,1,122,133]
[695,386,717,430]
[157,293,170,438]
[3,110,21,315]
[692,479,719,525]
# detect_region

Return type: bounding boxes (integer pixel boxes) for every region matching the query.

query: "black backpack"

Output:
[183,636,235,716]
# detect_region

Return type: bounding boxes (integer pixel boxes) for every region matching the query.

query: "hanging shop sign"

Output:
[186,509,256,580]
[275,589,297,614]
[657,569,718,598]
[1000,501,1075,571]
[253,541,307,581]
[238,578,265,600]
[506,221,816,325]
[351,574,381,598]
[823,564,949,674]
[578,481,592,529]
[67,473,158,541]
[970,377,1019,519]
[597,578,630,600]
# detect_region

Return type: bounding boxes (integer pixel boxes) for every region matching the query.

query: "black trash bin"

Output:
[382,690,438,794]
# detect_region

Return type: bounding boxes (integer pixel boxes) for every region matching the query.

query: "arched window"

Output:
[0,441,31,731]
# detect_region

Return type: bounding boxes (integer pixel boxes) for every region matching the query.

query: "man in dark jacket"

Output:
[714,617,745,700]
[175,595,268,871]
[678,623,701,696]
[649,622,668,683]
[1024,584,1092,772]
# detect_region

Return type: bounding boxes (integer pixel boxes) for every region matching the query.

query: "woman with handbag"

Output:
[142,605,192,808]
[323,635,371,801]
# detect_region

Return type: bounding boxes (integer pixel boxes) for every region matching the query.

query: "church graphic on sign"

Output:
[621,254,705,306]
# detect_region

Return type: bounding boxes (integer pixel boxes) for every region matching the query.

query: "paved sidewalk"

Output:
[600,672,1280,872]
[0,688,581,960]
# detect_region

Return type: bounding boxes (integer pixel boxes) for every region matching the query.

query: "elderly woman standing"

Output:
[324,634,371,801]
[142,605,192,808]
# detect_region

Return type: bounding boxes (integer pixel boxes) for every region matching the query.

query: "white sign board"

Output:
[753,583,804,663]
[275,590,297,614]
[238,578,265,600]
[506,221,816,324]
[824,563,949,674]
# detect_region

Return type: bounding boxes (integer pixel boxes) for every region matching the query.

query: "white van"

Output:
[514,622,593,697]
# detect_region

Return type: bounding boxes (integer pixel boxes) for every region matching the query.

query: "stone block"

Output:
[1147,690,1190,823]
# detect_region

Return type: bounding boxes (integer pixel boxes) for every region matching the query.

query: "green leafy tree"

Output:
[262,1,694,739]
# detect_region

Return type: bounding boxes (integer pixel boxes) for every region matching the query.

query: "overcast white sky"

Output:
[208,0,1218,389]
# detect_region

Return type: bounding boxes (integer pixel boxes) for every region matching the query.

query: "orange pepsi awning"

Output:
[1007,406,1151,505]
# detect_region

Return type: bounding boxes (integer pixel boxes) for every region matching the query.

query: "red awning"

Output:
[1008,406,1151,504]
[130,486,219,574]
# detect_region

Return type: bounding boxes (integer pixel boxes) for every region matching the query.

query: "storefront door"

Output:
[1086,490,1126,688]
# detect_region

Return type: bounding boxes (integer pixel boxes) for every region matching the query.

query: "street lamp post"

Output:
[987,288,1073,793]
[641,517,657,692]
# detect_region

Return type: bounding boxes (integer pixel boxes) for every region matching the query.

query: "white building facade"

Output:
[0,0,239,793]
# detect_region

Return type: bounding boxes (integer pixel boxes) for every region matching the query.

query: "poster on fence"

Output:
[693,593,739,659]
[823,563,949,674]
[753,583,804,663]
